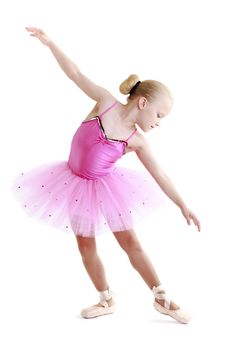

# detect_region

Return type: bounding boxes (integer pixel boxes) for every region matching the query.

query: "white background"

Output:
[1,0,233,349]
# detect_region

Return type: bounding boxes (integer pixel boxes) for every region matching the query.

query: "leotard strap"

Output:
[99,101,119,119]
[125,127,137,142]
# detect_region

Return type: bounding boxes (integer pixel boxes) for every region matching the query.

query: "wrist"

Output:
[47,38,54,48]
[179,202,187,210]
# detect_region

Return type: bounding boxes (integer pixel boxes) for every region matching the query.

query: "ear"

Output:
[138,97,147,109]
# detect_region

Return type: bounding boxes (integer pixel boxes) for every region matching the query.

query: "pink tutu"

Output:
[11,161,168,237]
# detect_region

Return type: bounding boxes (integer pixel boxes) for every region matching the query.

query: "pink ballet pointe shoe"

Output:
[81,288,115,319]
[152,285,192,324]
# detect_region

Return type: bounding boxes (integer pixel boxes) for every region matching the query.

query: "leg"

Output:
[74,234,114,308]
[112,228,179,310]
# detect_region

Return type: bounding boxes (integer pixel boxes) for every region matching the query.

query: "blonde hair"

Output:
[119,74,173,104]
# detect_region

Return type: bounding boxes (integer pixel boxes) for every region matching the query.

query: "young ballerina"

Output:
[12,27,201,324]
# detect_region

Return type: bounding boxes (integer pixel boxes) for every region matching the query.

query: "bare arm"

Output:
[135,136,186,208]
[135,135,201,231]
[25,27,112,102]
[47,40,111,101]
[47,40,80,79]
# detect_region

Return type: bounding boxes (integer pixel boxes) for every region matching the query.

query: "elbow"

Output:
[69,69,82,81]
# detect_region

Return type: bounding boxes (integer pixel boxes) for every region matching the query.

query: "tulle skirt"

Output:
[11,161,169,237]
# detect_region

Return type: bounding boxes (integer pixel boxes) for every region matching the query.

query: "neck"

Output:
[118,101,137,128]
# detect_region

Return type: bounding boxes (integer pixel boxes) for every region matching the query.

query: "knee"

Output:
[127,239,143,255]
[117,234,143,254]
[75,236,96,258]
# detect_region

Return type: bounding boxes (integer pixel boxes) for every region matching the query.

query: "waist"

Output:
[68,161,115,180]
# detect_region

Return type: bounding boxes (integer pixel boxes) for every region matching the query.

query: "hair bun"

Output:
[119,74,140,95]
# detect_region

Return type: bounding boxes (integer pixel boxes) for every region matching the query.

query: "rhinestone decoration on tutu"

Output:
[11,161,169,237]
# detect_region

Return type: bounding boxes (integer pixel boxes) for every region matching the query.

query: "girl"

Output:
[12,27,201,324]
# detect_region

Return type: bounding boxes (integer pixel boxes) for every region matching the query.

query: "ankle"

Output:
[98,287,115,306]
[106,297,114,306]
[99,287,112,300]
[152,285,179,311]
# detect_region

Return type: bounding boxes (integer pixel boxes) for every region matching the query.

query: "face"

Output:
[137,96,172,132]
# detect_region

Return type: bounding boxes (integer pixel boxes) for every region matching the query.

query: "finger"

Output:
[25,27,39,30]
[26,27,43,35]
[194,218,201,231]
[25,27,38,32]
[184,213,190,225]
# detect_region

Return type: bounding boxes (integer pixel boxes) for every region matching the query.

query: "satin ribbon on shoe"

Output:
[99,288,115,307]
[152,285,171,309]
[80,288,116,318]
[152,285,192,324]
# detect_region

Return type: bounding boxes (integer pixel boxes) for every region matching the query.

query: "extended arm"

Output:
[136,137,186,208]
[135,135,201,231]
[25,27,112,102]
[47,40,79,79]
[47,40,111,101]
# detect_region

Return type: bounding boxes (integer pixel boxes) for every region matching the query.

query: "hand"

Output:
[180,205,201,232]
[25,27,52,46]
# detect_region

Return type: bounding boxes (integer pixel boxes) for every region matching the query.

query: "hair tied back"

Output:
[129,80,141,95]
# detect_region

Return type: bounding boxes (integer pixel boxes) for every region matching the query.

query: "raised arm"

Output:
[25,27,112,102]
[135,135,201,231]
[48,40,111,101]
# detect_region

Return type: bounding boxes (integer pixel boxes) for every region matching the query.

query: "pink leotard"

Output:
[68,101,137,180]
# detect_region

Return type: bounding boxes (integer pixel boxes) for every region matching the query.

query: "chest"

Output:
[83,103,140,154]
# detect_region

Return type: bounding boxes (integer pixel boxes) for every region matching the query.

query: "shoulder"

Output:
[83,93,117,121]
[126,129,147,153]
[96,94,119,113]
